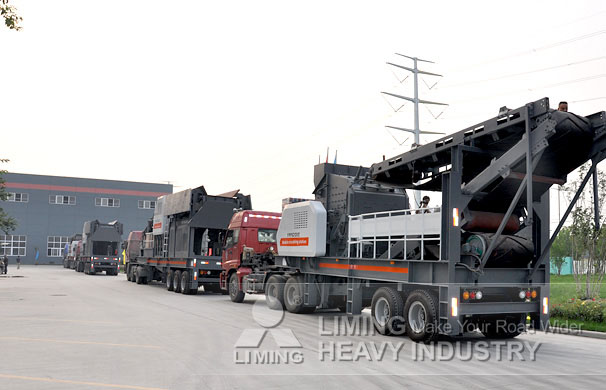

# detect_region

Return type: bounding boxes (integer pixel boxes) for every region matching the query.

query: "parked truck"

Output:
[125,186,252,294]
[74,220,123,275]
[63,234,82,269]
[221,98,606,342]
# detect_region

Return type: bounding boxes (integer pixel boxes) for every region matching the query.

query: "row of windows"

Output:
[0,235,26,256]
[5,192,29,202]
[49,195,76,205]
[138,200,156,209]
[4,193,157,209]
[95,197,120,208]
[48,236,69,257]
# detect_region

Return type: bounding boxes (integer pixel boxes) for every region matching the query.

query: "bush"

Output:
[551,299,606,323]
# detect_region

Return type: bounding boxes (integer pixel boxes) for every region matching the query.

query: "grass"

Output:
[550,274,606,305]
[550,316,606,333]
[550,274,606,332]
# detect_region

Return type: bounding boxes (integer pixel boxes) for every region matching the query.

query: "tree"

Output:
[0,159,18,234]
[565,163,606,299]
[1,0,22,31]
[551,225,571,276]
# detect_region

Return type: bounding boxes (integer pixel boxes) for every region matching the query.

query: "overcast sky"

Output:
[2,0,606,214]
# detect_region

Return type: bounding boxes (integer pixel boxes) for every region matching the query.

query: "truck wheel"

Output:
[404,289,439,343]
[265,275,287,310]
[129,267,137,282]
[371,287,405,336]
[166,270,174,291]
[181,271,192,295]
[480,315,524,339]
[229,273,245,303]
[284,275,315,314]
[173,270,182,293]
[126,268,132,281]
[135,267,147,284]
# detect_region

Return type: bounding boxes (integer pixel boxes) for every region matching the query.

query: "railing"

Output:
[348,207,442,261]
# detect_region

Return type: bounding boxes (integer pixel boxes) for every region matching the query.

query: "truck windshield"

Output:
[258,229,277,243]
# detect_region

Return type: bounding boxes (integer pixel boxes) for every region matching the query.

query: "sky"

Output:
[2,0,606,216]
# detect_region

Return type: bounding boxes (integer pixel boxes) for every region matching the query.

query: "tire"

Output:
[229,273,245,303]
[129,267,136,282]
[371,287,405,336]
[181,271,191,295]
[173,270,182,293]
[135,267,146,284]
[480,315,525,339]
[166,270,174,291]
[284,275,315,314]
[126,268,132,281]
[265,275,287,310]
[404,289,439,343]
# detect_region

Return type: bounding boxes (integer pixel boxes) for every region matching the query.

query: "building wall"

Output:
[1,173,172,265]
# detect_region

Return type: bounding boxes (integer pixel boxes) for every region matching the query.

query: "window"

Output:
[47,236,69,257]
[95,197,120,208]
[5,192,29,203]
[138,200,156,209]
[49,195,76,205]
[258,229,277,243]
[0,235,26,256]
[225,229,240,248]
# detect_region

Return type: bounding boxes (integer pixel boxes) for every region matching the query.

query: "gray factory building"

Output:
[0,173,172,265]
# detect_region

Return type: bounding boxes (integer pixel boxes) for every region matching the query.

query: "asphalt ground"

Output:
[1,266,605,390]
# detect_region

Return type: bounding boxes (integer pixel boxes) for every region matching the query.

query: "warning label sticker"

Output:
[280,237,309,246]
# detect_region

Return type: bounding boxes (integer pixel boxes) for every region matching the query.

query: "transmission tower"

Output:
[381,53,448,206]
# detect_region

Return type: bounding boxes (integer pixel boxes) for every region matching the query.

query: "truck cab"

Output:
[220,210,281,295]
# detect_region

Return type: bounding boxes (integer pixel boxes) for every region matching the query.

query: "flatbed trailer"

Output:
[229,98,606,342]
[126,186,252,294]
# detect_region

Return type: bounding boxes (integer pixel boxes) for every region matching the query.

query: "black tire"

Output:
[371,287,405,336]
[126,267,132,281]
[284,275,315,314]
[166,270,174,291]
[181,271,191,295]
[135,267,146,284]
[229,273,245,303]
[480,315,525,339]
[404,289,439,343]
[173,270,182,293]
[265,275,287,310]
[129,267,136,282]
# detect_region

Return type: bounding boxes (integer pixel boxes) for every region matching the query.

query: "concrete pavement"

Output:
[1,266,605,390]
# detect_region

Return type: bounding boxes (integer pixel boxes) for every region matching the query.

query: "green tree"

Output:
[0,159,18,234]
[551,225,571,276]
[565,164,606,299]
[1,0,22,31]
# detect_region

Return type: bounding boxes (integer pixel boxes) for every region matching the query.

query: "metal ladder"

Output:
[162,232,169,258]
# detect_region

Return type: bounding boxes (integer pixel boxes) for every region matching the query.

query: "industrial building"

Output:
[0,173,172,265]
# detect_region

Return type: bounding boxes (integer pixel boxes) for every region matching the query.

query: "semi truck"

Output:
[125,186,252,294]
[221,98,606,343]
[63,233,82,269]
[74,220,123,275]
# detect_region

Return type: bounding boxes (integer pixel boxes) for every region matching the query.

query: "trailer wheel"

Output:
[404,290,439,343]
[265,275,287,310]
[166,270,174,291]
[284,275,315,314]
[229,273,245,303]
[173,270,182,293]
[480,315,524,339]
[371,287,405,336]
[129,267,137,282]
[181,271,191,295]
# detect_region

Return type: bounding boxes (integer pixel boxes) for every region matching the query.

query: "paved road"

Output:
[0,266,604,390]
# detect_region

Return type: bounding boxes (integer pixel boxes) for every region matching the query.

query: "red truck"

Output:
[219,210,281,302]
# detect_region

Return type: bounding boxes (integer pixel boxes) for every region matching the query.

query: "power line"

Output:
[447,29,606,72]
[438,56,606,89]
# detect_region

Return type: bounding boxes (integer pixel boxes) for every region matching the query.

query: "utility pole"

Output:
[381,53,447,207]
